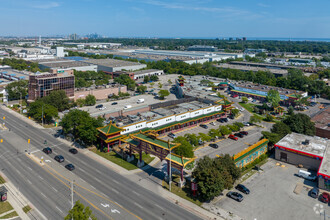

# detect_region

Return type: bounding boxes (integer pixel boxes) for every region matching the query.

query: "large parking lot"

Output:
[214,159,329,220]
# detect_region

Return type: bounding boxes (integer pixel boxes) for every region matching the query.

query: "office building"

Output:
[82,59,147,72]
[28,70,75,101]
[56,47,64,57]
[187,45,218,52]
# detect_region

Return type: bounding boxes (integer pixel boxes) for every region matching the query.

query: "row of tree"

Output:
[74,70,111,88]
[0,58,41,72]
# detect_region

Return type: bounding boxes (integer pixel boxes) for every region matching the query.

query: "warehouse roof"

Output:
[83,59,145,68]
[312,106,330,132]
[275,133,328,157]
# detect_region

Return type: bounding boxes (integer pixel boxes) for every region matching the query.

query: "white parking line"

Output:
[111,188,119,194]
[40,192,47,198]
[112,179,119,184]
[79,168,85,172]
[134,202,144,210]
[27,166,33,171]
[27,179,32,184]
[132,191,140,196]
[55,206,63,213]
[51,186,58,192]
[38,176,44,180]
[95,177,101,183]
[90,185,96,190]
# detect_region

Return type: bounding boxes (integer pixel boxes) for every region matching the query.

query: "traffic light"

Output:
[0,139,3,143]
[28,139,30,144]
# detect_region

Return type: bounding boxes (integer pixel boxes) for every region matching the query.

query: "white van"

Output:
[124,105,132,110]
[298,170,316,181]
[137,99,144,104]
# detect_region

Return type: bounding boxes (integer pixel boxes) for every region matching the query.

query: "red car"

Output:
[232,94,238,98]
[320,192,330,203]
[228,134,238,141]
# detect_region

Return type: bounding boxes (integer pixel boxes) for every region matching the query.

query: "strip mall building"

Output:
[275,133,330,190]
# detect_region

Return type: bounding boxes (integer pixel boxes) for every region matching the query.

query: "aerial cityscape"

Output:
[0,0,329,220]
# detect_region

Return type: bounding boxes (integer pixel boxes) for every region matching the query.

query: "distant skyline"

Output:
[0,0,329,38]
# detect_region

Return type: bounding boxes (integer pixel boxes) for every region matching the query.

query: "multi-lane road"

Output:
[0,107,202,220]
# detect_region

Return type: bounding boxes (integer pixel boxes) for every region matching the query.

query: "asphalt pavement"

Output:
[0,107,203,220]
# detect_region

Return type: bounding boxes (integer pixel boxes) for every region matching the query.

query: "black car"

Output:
[200,124,208,129]
[310,187,319,198]
[235,133,244,138]
[43,147,52,154]
[227,191,244,202]
[54,155,65,163]
[235,184,250,194]
[111,102,118,105]
[65,164,75,171]
[240,131,248,136]
[209,143,219,149]
[69,148,78,154]
[95,104,103,109]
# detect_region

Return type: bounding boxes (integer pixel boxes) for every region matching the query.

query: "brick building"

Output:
[311,106,330,139]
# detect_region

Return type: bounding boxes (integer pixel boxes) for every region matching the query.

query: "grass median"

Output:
[90,148,155,170]
[0,211,18,219]
[0,202,14,215]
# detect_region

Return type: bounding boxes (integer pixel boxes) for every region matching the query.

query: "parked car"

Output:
[54,155,65,163]
[242,122,250,126]
[99,106,107,110]
[297,170,317,181]
[209,143,219,149]
[96,104,103,109]
[43,147,52,154]
[65,164,75,171]
[228,134,238,141]
[310,102,317,107]
[198,140,204,145]
[69,148,78,154]
[200,124,208,129]
[168,133,176,139]
[320,192,330,203]
[310,187,319,198]
[111,102,118,105]
[210,122,216,126]
[240,131,248,136]
[217,118,224,123]
[227,191,243,202]
[235,184,250,194]
[235,133,244,138]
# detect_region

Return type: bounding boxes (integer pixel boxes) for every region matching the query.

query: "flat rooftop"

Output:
[83,59,145,67]
[216,63,288,75]
[312,106,330,131]
[0,69,31,80]
[230,81,306,99]
[133,69,163,75]
[39,61,94,69]
[276,133,328,157]
[229,61,299,70]
[318,143,330,176]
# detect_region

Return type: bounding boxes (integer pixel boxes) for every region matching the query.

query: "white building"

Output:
[133,69,164,80]
[56,47,64,57]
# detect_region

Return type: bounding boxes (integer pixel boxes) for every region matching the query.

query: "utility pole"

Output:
[169,148,172,192]
[19,92,22,114]
[42,105,43,126]
[71,180,74,209]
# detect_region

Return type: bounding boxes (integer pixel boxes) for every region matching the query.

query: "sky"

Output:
[0,0,329,38]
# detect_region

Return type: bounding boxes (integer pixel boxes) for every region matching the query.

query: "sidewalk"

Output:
[0,172,43,220]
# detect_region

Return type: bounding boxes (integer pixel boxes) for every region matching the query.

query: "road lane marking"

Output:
[90,185,96,190]
[27,166,32,171]
[134,202,144,210]
[132,191,140,196]
[79,167,86,172]
[16,170,21,175]
[40,192,47,198]
[154,204,163,210]
[111,188,119,194]
[51,186,58,192]
[27,179,32,184]
[112,179,119,184]
[55,206,63,213]
[95,177,101,183]
[38,175,44,180]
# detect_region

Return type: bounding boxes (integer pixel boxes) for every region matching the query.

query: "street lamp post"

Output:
[19,92,22,114]
[169,148,172,192]
[41,104,44,127]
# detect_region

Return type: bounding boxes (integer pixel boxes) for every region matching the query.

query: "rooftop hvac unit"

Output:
[304,139,310,145]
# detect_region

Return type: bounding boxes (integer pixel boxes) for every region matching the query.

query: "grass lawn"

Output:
[90,148,154,171]
[0,211,18,219]
[0,175,5,184]
[23,205,31,213]
[0,202,14,215]
[238,102,257,113]
[162,177,202,207]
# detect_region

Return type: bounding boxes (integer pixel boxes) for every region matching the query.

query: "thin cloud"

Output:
[257,3,270,8]
[32,2,60,9]
[142,0,251,16]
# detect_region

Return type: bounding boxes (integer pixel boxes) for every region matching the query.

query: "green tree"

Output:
[184,133,199,147]
[143,76,150,83]
[208,129,220,139]
[65,200,97,220]
[231,109,239,118]
[249,115,261,124]
[241,97,248,103]
[173,136,194,158]
[192,155,240,201]
[6,80,28,100]
[198,133,212,142]
[233,122,244,129]
[60,110,103,146]
[262,131,281,146]
[136,85,147,94]
[267,89,281,108]
[158,90,170,99]
[219,125,232,136]
[283,113,315,136]
[85,94,96,106]
[265,114,274,122]
[76,98,85,107]
[168,79,172,85]
[158,82,163,89]
[271,122,291,139]
[40,90,70,112]
[114,74,136,90]
[227,124,239,132]
[28,101,58,124]
[287,106,294,115]
[150,75,159,81]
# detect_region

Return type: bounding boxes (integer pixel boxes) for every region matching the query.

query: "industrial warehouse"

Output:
[275,133,330,190]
